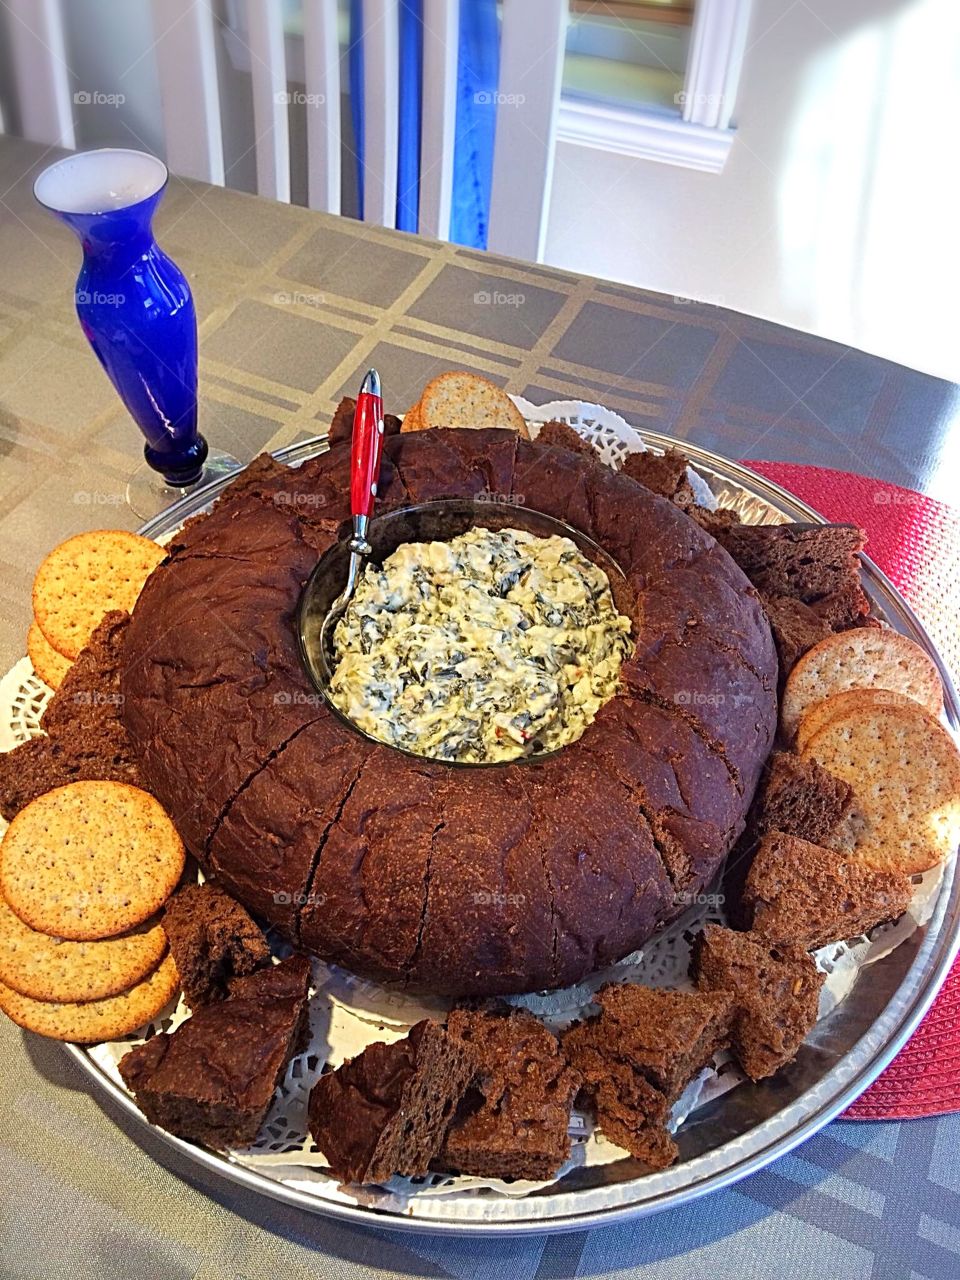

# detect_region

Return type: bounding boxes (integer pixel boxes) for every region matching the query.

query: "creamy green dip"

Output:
[329,526,632,764]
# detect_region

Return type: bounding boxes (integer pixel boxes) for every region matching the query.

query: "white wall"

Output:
[3,0,955,382]
[545,0,960,384]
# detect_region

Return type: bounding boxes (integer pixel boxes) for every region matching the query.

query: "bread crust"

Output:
[121,430,778,996]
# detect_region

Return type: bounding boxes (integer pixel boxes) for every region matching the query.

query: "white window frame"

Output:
[219,0,752,195]
[557,0,753,173]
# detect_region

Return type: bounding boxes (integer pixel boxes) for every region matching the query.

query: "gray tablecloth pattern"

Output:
[0,134,958,1278]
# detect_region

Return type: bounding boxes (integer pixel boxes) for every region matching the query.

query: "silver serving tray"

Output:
[64,431,960,1235]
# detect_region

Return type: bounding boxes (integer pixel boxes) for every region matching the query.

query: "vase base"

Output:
[126,449,244,521]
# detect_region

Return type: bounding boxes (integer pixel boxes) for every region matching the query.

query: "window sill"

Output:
[556,98,734,173]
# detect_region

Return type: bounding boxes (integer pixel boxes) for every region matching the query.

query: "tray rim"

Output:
[63,429,960,1236]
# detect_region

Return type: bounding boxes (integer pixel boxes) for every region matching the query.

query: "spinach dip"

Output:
[328,526,632,763]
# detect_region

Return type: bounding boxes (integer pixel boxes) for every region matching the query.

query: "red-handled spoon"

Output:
[321,368,385,655]
[350,367,384,526]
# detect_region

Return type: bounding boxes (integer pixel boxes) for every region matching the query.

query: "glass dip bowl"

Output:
[297,498,633,765]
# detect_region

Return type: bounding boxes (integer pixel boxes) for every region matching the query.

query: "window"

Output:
[564,1,694,115]
[220,0,752,213]
[557,0,752,173]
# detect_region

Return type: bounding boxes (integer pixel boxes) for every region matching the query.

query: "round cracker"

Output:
[416,371,531,438]
[801,701,960,875]
[32,530,165,660]
[781,628,943,741]
[1,782,185,941]
[0,953,179,1043]
[399,401,424,433]
[27,620,72,690]
[796,687,917,755]
[0,895,167,1003]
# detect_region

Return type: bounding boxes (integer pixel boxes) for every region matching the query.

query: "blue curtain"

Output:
[396,0,423,231]
[449,0,498,249]
[349,0,499,248]
[348,0,364,216]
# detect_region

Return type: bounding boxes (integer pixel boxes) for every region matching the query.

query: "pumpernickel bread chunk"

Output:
[620,447,696,508]
[576,982,734,1098]
[691,506,742,537]
[308,1020,479,1184]
[0,733,141,822]
[211,451,290,503]
[41,610,131,740]
[0,610,143,821]
[743,831,913,949]
[762,580,874,684]
[752,751,854,847]
[724,751,855,928]
[811,581,872,629]
[712,521,865,604]
[535,419,600,460]
[563,983,733,1166]
[695,924,824,1080]
[162,883,271,1009]
[441,1005,580,1181]
[563,1027,677,1168]
[762,595,834,677]
[586,972,737,1095]
[119,954,311,1149]
[328,395,356,444]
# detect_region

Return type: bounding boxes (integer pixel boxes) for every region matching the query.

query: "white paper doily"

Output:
[0,409,943,1207]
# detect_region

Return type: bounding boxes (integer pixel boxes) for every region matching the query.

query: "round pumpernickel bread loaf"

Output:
[120,429,778,995]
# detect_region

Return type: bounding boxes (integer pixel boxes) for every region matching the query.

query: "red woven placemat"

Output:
[743,460,960,1120]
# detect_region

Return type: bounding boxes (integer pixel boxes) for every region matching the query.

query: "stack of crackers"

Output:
[780,629,960,875]
[0,527,184,1041]
[28,529,165,690]
[0,780,184,1041]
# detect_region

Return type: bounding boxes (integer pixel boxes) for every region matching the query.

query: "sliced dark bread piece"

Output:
[535,419,600,461]
[41,609,130,742]
[440,1004,580,1181]
[712,521,865,603]
[762,580,873,683]
[724,751,854,924]
[753,751,854,847]
[328,396,356,444]
[0,733,141,822]
[692,506,742,537]
[620,447,696,508]
[581,982,734,1098]
[0,611,143,821]
[563,983,733,1167]
[162,883,271,1009]
[811,580,872,629]
[217,451,289,500]
[743,831,913,949]
[118,954,311,1149]
[694,924,823,1081]
[308,1020,479,1185]
[562,1027,677,1169]
[762,595,834,678]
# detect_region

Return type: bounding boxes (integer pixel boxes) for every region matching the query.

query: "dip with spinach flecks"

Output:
[329,526,632,763]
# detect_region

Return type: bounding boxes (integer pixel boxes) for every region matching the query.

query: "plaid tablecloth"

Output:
[1,134,959,1277]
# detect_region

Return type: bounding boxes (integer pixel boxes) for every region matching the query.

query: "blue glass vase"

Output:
[34,149,238,515]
